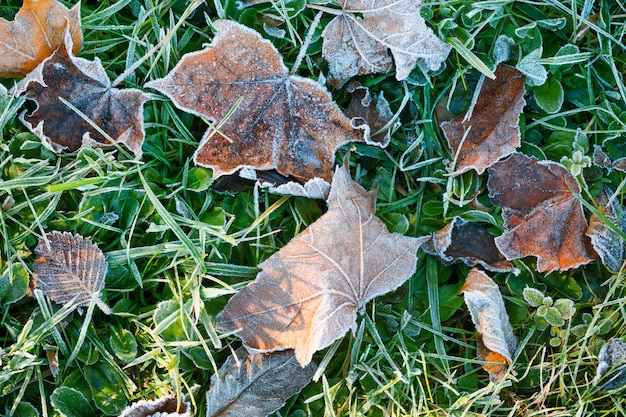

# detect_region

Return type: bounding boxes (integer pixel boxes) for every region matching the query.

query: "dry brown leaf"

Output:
[217,157,427,366]
[593,145,626,173]
[487,152,596,273]
[422,217,517,273]
[118,394,190,417]
[441,66,526,175]
[321,0,451,88]
[344,84,396,147]
[586,188,626,272]
[459,268,517,382]
[146,20,363,183]
[206,348,316,417]
[33,231,110,314]
[593,338,626,390]
[10,30,148,158]
[0,0,81,78]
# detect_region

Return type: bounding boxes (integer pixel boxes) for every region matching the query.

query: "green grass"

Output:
[1,0,626,416]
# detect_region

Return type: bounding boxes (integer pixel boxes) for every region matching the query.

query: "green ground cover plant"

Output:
[0,0,625,416]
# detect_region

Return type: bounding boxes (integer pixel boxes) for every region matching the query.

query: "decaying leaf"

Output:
[146,20,363,183]
[119,394,190,417]
[320,0,451,87]
[33,231,110,314]
[10,30,148,158]
[593,338,626,390]
[459,268,517,382]
[217,157,426,366]
[441,66,526,175]
[344,84,396,147]
[586,188,626,272]
[592,145,626,173]
[422,217,517,273]
[206,348,316,417]
[487,152,596,273]
[0,0,82,78]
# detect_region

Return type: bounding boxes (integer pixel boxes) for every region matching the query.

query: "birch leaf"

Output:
[321,0,451,87]
[459,268,517,382]
[206,348,316,417]
[0,0,82,78]
[217,157,427,366]
[33,231,110,314]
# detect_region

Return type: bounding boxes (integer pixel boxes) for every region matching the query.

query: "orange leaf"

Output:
[487,152,596,272]
[459,269,517,382]
[320,0,450,88]
[217,157,427,366]
[442,66,526,175]
[0,0,82,78]
[422,216,517,273]
[147,20,363,183]
[10,31,148,157]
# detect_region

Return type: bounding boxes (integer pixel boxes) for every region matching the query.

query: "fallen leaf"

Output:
[146,20,363,183]
[33,231,110,314]
[206,348,316,417]
[586,188,626,272]
[487,152,596,273]
[119,394,190,417]
[238,168,330,199]
[217,156,426,365]
[459,268,517,382]
[422,216,517,273]
[344,84,396,147]
[0,0,82,78]
[10,30,148,158]
[320,0,451,87]
[593,338,626,390]
[592,145,626,173]
[441,65,526,175]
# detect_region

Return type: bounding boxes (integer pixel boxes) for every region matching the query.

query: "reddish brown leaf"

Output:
[0,0,81,78]
[441,66,526,175]
[118,394,189,417]
[344,84,396,147]
[459,268,517,382]
[217,157,427,366]
[422,217,517,273]
[33,231,110,314]
[586,188,625,272]
[487,152,596,273]
[10,31,148,157]
[146,20,363,183]
[320,0,450,88]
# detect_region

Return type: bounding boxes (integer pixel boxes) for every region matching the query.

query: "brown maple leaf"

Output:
[459,268,517,382]
[441,65,526,175]
[10,31,148,158]
[146,20,363,183]
[487,152,597,273]
[0,0,81,78]
[217,157,427,366]
[422,216,517,273]
[320,0,451,88]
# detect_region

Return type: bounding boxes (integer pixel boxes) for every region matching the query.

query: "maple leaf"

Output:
[344,84,397,147]
[206,348,316,417]
[320,0,451,88]
[217,157,427,366]
[422,216,517,273]
[10,30,148,158]
[33,231,110,314]
[0,0,81,78]
[586,188,626,272]
[441,65,526,175]
[146,20,364,183]
[487,153,597,273]
[459,268,517,382]
[118,394,190,417]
